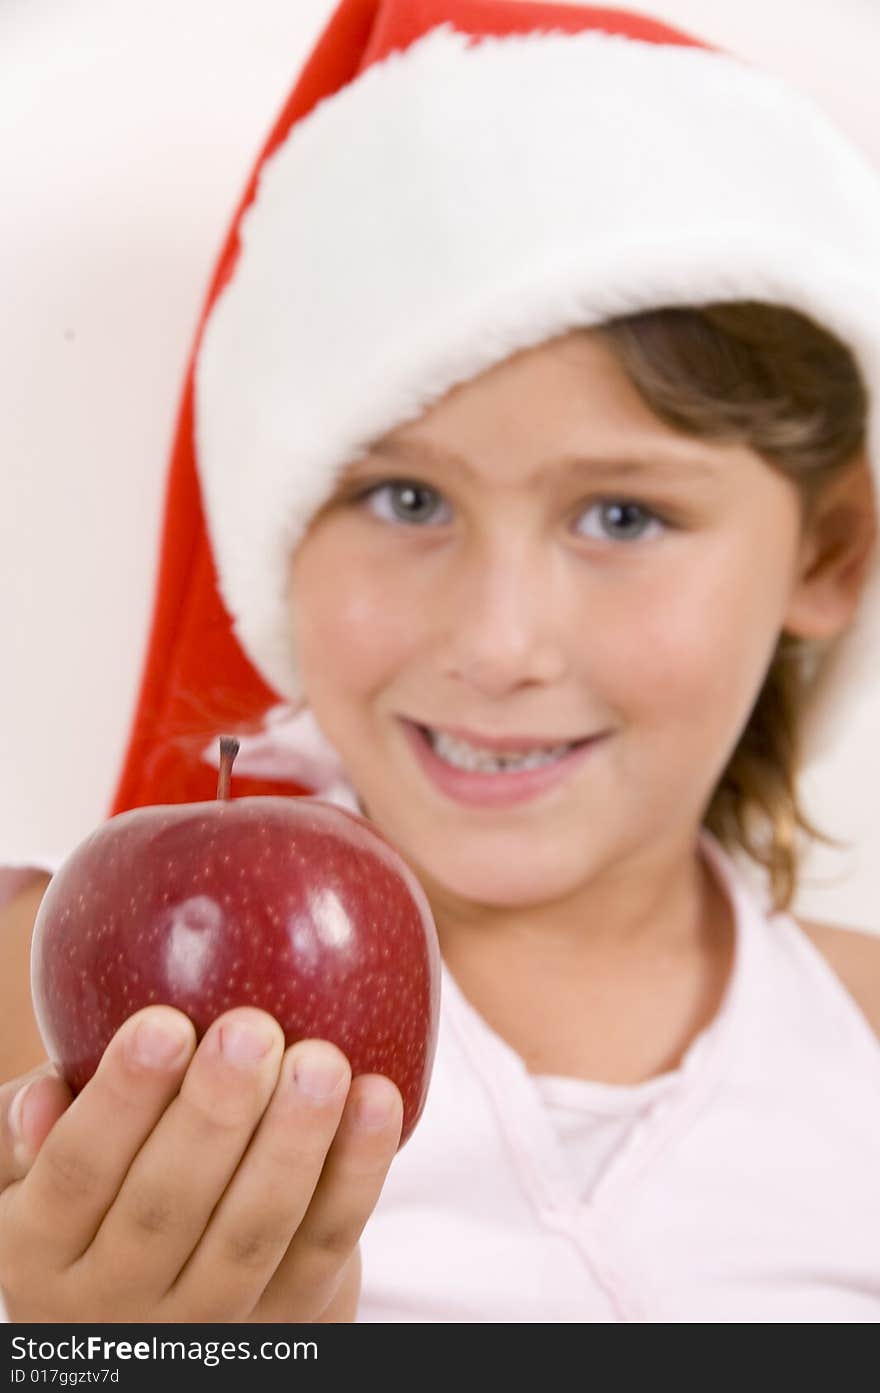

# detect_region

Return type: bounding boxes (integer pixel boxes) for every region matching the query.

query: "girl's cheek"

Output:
[290,526,426,671]
[595,577,729,716]
[622,568,774,732]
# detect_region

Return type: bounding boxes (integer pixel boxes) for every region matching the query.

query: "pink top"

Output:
[356,831,880,1322]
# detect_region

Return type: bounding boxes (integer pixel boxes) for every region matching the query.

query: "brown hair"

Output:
[597,302,868,914]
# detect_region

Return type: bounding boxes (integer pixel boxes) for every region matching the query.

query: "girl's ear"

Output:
[783,450,878,641]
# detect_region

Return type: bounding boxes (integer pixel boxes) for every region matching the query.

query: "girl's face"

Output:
[287,330,810,910]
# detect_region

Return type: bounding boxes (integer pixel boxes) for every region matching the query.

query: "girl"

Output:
[1,0,879,1322]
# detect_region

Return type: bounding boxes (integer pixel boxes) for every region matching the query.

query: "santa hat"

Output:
[109,0,880,818]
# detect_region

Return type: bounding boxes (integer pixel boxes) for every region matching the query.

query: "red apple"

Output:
[31,739,441,1146]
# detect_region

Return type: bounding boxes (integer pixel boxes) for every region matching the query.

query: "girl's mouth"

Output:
[398,718,607,808]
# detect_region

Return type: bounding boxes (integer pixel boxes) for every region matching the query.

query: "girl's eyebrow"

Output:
[361,436,720,485]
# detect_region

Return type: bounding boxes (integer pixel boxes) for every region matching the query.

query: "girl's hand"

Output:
[0,1005,402,1322]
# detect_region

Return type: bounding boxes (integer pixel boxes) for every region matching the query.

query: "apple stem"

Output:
[217,737,240,800]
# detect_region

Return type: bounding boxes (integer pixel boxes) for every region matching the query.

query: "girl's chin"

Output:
[397,842,585,907]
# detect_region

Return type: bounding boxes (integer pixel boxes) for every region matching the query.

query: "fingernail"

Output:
[129,1015,191,1070]
[8,1082,32,1147]
[292,1045,348,1101]
[353,1079,398,1130]
[218,1019,276,1067]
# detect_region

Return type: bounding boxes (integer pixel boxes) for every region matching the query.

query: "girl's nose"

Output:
[443,541,568,696]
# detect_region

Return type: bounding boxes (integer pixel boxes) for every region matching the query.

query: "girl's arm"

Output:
[0,874,52,1083]
[798,918,880,1043]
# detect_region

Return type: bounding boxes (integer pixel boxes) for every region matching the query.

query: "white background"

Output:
[1,0,878,929]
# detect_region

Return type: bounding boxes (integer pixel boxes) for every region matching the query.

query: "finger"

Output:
[254,1072,403,1323]
[0,1067,71,1187]
[5,1007,196,1266]
[165,1039,352,1321]
[80,1007,285,1304]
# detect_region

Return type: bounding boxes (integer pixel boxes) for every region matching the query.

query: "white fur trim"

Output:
[195,24,880,770]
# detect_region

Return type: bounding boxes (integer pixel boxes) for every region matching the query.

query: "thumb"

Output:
[1,1066,72,1186]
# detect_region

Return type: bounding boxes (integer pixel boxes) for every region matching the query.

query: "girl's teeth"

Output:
[426,728,575,773]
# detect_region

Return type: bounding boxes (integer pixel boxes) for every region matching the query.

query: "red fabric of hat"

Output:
[108,0,708,818]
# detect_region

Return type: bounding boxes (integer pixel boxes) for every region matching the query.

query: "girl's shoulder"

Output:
[795,917,880,1044]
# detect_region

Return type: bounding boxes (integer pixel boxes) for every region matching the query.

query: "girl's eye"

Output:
[574,499,667,544]
[359,480,452,526]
